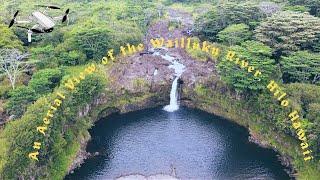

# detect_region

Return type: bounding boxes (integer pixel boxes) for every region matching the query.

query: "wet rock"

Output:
[248,130,270,148]
[67,134,91,174]
[8,115,15,121]
[68,8,226,177]
[108,54,174,95]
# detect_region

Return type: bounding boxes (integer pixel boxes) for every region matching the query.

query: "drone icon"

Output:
[8,5,70,43]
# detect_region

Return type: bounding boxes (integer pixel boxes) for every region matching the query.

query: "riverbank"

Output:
[65,106,292,179]
[180,77,319,179]
[66,7,319,179]
[0,5,318,179]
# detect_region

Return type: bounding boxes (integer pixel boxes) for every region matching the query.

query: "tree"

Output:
[289,0,320,17]
[63,26,113,60]
[217,41,278,93]
[306,102,320,159]
[0,72,106,179]
[30,45,58,69]
[195,2,265,41]
[281,51,320,84]
[283,5,310,13]
[56,50,86,66]
[286,83,320,159]
[217,24,252,46]
[5,86,36,117]
[28,68,63,96]
[0,49,32,89]
[0,24,23,50]
[255,11,320,55]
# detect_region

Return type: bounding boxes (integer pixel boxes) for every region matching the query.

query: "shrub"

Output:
[30,45,59,69]
[280,51,320,84]
[217,23,252,46]
[217,41,278,93]
[288,0,320,17]
[0,70,106,179]
[58,50,86,66]
[5,86,37,117]
[195,2,265,41]
[283,5,310,13]
[28,68,63,97]
[255,11,320,55]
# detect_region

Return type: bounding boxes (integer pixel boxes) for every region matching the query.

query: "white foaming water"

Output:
[153,49,185,112]
[163,77,179,112]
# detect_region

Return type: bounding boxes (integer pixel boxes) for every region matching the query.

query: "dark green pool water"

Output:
[65,107,291,180]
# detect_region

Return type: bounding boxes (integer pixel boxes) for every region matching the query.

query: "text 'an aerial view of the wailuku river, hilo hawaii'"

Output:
[0,1,320,180]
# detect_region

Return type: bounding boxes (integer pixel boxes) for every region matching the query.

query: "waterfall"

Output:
[163,59,185,112]
[152,48,185,112]
[161,57,185,112]
[163,77,179,112]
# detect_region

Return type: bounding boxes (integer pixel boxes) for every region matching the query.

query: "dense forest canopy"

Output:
[0,0,319,179]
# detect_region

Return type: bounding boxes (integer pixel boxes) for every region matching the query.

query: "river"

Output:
[65,107,291,180]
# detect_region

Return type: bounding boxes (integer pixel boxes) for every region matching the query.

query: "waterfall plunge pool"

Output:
[65,107,291,180]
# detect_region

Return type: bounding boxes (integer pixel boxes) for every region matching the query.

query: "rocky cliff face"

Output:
[67,25,221,174]
[67,8,297,177]
[67,6,236,174]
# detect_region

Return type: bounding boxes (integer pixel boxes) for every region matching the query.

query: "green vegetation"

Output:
[29,68,63,96]
[0,48,34,90]
[0,68,106,179]
[0,0,320,179]
[217,23,252,46]
[0,1,161,178]
[189,79,320,180]
[254,11,320,56]
[288,0,320,17]
[5,86,36,117]
[218,41,277,93]
[195,2,265,41]
[285,84,320,161]
[0,24,23,50]
[5,68,63,118]
[281,51,320,84]
[283,5,310,13]
[185,37,218,62]
[168,20,182,31]
[193,1,320,178]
